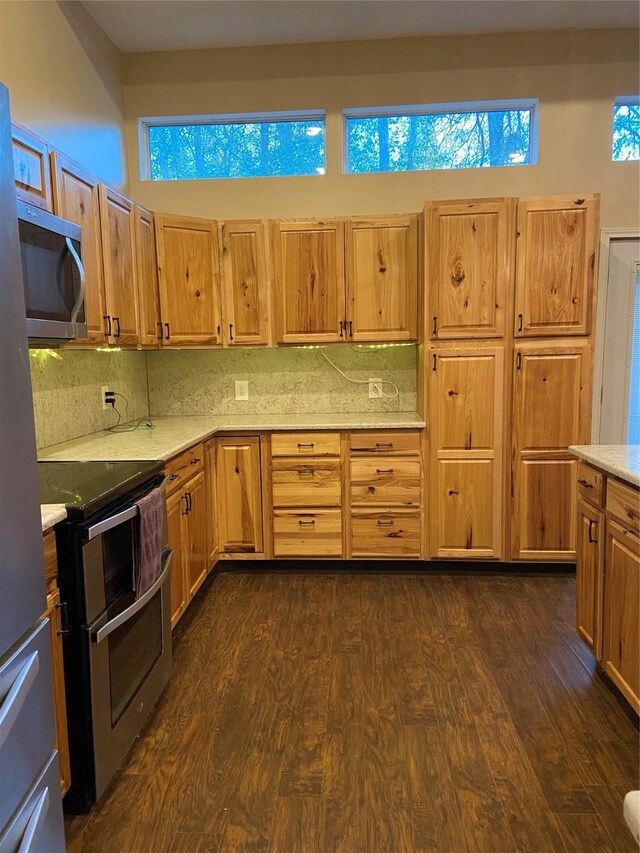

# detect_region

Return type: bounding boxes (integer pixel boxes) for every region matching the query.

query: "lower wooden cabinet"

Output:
[215,437,264,554]
[273,509,342,557]
[167,487,188,628]
[351,509,421,557]
[576,498,603,654]
[44,586,71,796]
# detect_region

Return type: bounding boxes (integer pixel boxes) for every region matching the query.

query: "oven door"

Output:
[85,549,173,800]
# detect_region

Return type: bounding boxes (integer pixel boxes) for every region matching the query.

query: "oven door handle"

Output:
[90,549,173,645]
[86,505,139,541]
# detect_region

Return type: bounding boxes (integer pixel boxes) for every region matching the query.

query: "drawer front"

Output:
[43,532,58,586]
[0,620,55,832]
[273,509,342,557]
[165,443,204,494]
[607,478,640,531]
[0,751,65,853]
[351,510,421,557]
[350,430,421,456]
[577,461,604,507]
[350,458,421,506]
[272,460,341,507]
[271,432,341,457]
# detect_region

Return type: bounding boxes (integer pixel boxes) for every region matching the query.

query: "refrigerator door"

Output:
[0,83,45,658]
[0,751,65,853]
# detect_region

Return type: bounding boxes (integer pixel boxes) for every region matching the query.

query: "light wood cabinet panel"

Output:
[350,458,421,507]
[426,198,512,339]
[514,458,578,561]
[155,213,221,347]
[346,215,418,342]
[50,152,106,346]
[273,509,342,557]
[271,219,345,344]
[602,519,639,713]
[351,510,421,558]
[12,122,52,210]
[272,459,341,508]
[350,430,421,456]
[134,205,162,348]
[271,431,341,457]
[205,439,218,567]
[577,461,605,508]
[44,587,71,795]
[576,498,603,655]
[429,348,503,559]
[184,470,208,598]
[216,437,263,553]
[99,185,139,347]
[221,220,270,346]
[606,478,640,532]
[167,488,187,628]
[515,194,599,337]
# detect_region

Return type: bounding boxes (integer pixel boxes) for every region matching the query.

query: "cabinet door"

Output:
[602,520,639,712]
[184,471,209,598]
[346,215,418,342]
[50,152,107,346]
[515,194,599,337]
[271,220,345,344]
[511,342,591,560]
[166,488,187,628]
[221,220,270,346]
[44,588,71,795]
[576,498,603,655]
[205,439,218,566]
[216,437,263,553]
[429,347,503,558]
[12,122,52,210]
[134,205,162,348]
[99,185,139,347]
[156,213,221,347]
[427,198,512,339]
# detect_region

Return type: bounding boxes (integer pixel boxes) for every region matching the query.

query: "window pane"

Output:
[346,107,533,174]
[612,101,640,162]
[628,269,640,444]
[147,117,325,180]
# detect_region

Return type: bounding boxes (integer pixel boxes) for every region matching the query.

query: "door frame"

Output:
[592,227,640,442]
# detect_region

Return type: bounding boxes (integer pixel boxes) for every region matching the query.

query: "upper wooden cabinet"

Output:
[51,151,106,346]
[514,194,599,337]
[134,205,162,348]
[155,213,222,347]
[426,198,513,339]
[215,436,263,553]
[220,220,270,346]
[346,215,418,342]
[99,185,139,347]
[12,122,52,210]
[271,219,345,344]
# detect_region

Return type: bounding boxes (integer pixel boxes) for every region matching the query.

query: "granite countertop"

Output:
[38,413,426,463]
[41,504,67,532]
[569,445,640,489]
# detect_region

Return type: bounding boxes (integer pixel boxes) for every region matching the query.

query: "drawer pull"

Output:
[376,468,394,475]
[298,468,315,476]
[191,458,201,465]
[168,473,180,482]
[377,519,395,527]
[298,519,316,526]
[375,442,393,450]
[588,519,598,544]
[578,478,593,488]
[297,442,315,449]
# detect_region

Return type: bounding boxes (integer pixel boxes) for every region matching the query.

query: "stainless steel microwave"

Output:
[17,200,86,345]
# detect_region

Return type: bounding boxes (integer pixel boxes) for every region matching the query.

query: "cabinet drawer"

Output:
[43,531,58,586]
[606,479,640,531]
[351,510,421,557]
[577,462,605,507]
[350,430,421,456]
[350,458,421,506]
[273,509,342,557]
[165,443,204,494]
[272,459,341,507]
[271,432,340,457]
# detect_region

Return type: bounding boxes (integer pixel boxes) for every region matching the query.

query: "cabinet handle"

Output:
[348,320,353,337]
[186,492,192,513]
[165,322,170,342]
[298,468,315,476]
[578,478,593,488]
[376,468,394,475]
[104,315,112,337]
[517,313,523,333]
[157,322,163,341]
[377,518,395,527]
[432,316,438,336]
[55,601,69,636]
[297,442,315,449]
[229,324,234,341]
[516,352,522,371]
[432,353,437,371]
[191,458,201,465]
[339,320,344,338]
[375,442,393,450]
[588,519,598,544]
[113,316,121,339]
[298,519,316,526]
[181,494,189,515]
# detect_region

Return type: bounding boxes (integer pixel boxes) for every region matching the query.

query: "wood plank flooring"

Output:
[65,572,639,852]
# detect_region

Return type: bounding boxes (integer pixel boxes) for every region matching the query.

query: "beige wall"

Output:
[0,0,127,188]
[123,28,639,229]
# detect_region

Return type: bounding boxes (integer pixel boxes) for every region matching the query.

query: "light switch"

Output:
[235,380,249,401]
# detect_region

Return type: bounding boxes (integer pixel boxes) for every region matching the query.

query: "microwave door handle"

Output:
[90,549,173,645]
[65,236,86,323]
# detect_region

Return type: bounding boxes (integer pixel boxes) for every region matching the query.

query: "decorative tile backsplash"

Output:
[30,349,149,449]
[146,345,417,417]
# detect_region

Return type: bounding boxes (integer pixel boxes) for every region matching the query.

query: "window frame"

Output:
[612,95,640,162]
[342,98,539,175]
[139,109,326,181]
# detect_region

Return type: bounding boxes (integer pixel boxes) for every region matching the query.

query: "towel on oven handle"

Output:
[135,486,165,599]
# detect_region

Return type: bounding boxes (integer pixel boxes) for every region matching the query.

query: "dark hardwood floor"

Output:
[65,571,639,852]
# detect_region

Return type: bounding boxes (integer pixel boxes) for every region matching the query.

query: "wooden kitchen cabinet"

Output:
[429,347,503,558]
[511,341,591,560]
[205,439,218,567]
[12,122,52,210]
[51,152,107,346]
[514,194,599,337]
[184,470,208,598]
[166,488,188,628]
[576,497,603,654]
[220,220,270,346]
[134,205,162,348]
[345,215,418,342]
[156,213,222,347]
[271,219,345,344]
[99,185,139,347]
[215,437,263,553]
[44,587,72,796]
[426,198,513,340]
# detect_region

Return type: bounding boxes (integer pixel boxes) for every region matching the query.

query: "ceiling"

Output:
[82,0,640,53]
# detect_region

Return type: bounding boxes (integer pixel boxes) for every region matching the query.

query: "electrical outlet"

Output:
[101,385,113,410]
[235,380,249,401]
[369,378,383,399]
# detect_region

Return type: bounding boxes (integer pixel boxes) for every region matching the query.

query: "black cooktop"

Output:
[38,460,164,519]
